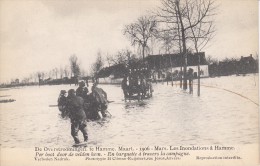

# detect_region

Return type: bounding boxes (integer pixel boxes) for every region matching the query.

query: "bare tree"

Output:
[47,70,52,79]
[59,66,64,79]
[41,72,45,81]
[106,53,114,67]
[91,51,104,78]
[108,49,138,66]
[28,74,33,83]
[34,73,39,83]
[185,0,216,96]
[37,72,42,85]
[156,31,176,54]
[64,65,69,78]
[69,54,80,77]
[124,15,158,60]
[206,55,218,65]
[53,68,59,79]
[156,0,217,90]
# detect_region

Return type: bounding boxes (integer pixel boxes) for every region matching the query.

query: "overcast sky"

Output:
[0,0,258,83]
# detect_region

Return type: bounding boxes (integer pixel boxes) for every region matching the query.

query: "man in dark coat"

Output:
[91,83,108,118]
[76,81,88,98]
[67,89,88,144]
[57,90,68,118]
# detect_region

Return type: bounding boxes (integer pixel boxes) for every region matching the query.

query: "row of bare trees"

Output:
[8,54,84,86]
[36,54,81,82]
[10,68,69,85]
[122,0,217,96]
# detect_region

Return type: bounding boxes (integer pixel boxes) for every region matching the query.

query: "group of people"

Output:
[57,81,109,145]
[121,73,153,100]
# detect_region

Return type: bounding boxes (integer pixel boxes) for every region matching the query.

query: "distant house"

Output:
[97,52,209,83]
[208,54,258,76]
[239,54,258,74]
[97,64,127,84]
[218,60,238,76]
[146,52,209,80]
[146,52,207,68]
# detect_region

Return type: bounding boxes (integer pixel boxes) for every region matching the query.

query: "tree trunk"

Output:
[183,52,187,90]
[170,56,173,86]
[142,45,145,61]
[197,55,201,96]
[180,66,183,88]
[176,0,187,90]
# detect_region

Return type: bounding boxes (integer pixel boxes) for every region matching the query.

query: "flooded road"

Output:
[0,75,258,148]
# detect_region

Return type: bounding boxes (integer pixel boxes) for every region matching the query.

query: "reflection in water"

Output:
[125,101,148,109]
[0,75,259,148]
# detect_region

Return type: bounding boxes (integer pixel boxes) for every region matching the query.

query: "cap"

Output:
[60,90,67,94]
[68,89,75,95]
[79,81,85,87]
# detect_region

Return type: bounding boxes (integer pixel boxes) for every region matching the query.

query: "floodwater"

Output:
[0,74,258,148]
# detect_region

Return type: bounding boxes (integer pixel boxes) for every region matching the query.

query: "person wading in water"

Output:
[57,90,68,118]
[90,83,108,118]
[67,89,88,144]
[76,81,87,98]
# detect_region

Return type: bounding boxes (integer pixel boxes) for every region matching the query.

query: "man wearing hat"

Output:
[57,90,67,117]
[67,89,88,144]
[76,81,88,99]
